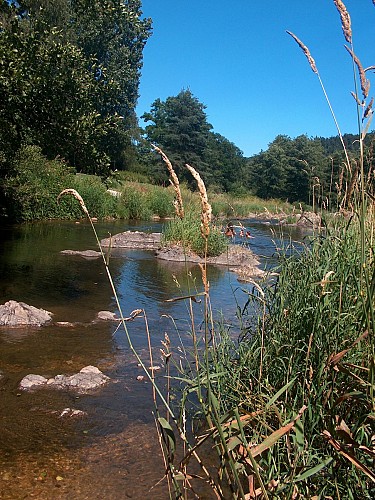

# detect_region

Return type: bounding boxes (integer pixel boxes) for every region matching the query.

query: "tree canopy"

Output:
[142,89,247,189]
[0,0,151,175]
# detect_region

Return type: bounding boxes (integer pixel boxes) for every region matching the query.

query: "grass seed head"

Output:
[152,144,184,219]
[345,46,370,99]
[333,0,352,43]
[364,97,374,119]
[286,31,318,74]
[57,188,89,217]
[185,164,212,239]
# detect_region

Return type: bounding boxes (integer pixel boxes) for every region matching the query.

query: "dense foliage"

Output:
[141,88,375,207]
[246,132,375,207]
[0,0,151,176]
[141,89,247,190]
[1,0,374,220]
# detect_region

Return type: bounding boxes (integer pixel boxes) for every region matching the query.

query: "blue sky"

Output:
[136,0,375,157]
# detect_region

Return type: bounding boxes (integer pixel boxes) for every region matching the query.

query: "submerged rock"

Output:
[60,249,102,259]
[0,300,53,327]
[19,365,110,393]
[58,408,87,418]
[100,231,162,250]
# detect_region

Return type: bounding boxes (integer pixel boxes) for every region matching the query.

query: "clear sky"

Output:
[136,0,375,158]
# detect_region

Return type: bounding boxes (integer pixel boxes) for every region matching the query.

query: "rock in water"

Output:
[0,300,53,327]
[60,249,102,259]
[100,231,161,250]
[19,374,48,389]
[19,366,110,393]
[96,311,120,321]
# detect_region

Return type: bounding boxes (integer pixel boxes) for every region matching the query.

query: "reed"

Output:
[56,3,374,497]
[160,1,375,498]
[152,145,185,219]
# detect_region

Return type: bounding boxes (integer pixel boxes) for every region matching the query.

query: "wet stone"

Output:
[19,366,110,393]
[0,300,53,327]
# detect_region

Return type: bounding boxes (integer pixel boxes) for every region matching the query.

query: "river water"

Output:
[0,219,309,499]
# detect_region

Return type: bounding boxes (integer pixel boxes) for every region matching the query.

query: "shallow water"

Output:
[0,218,309,498]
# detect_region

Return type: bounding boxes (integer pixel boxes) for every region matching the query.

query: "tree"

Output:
[203,132,246,192]
[70,0,152,169]
[250,139,289,200]
[0,16,115,173]
[0,0,151,174]
[142,89,213,183]
[142,89,247,190]
[248,134,327,204]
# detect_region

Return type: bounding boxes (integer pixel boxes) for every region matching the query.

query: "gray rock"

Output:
[19,365,110,393]
[19,374,48,389]
[100,231,161,250]
[0,300,53,327]
[60,249,102,258]
[96,311,120,321]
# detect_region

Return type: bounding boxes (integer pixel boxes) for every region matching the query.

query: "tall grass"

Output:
[153,2,375,498]
[55,3,374,497]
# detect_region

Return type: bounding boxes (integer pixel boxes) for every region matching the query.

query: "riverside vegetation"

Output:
[58,2,373,499]
[1,142,295,222]
[2,2,375,500]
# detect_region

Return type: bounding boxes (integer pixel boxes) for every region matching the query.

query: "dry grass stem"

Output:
[57,188,90,217]
[345,46,370,99]
[350,91,363,106]
[286,31,318,74]
[198,263,210,295]
[333,0,352,43]
[152,144,184,219]
[364,97,374,119]
[185,163,212,239]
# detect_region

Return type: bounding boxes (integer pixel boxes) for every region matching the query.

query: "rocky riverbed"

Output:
[97,230,264,281]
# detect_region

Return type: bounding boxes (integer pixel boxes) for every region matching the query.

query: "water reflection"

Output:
[0,218,311,498]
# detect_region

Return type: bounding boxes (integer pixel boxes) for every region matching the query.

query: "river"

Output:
[0,218,309,499]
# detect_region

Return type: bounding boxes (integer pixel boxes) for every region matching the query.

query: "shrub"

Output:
[3,145,76,221]
[119,183,152,220]
[163,210,227,257]
[146,186,175,218]
[71,174,118,218]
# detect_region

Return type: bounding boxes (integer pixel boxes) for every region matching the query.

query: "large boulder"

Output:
[19,366,110,393]
[0,300,53,327]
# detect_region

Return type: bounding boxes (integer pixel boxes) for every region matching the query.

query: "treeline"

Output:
[246,132,375,208]
[1,1,373,219]
[140,88,375,208]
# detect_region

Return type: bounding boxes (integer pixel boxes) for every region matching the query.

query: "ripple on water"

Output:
[0,219,309,498]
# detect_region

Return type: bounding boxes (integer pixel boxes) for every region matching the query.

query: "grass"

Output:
[2,144,300,223]
[52,4,375,497]
[162,210,228,257]
[148,2,375,498]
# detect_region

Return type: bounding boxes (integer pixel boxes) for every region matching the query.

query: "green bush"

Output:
[163,210,227,257]
[146,186,175,218]
[119,184,152,220]
[3,145,125,221]
[71,174,119,218]
[3,145,76,221]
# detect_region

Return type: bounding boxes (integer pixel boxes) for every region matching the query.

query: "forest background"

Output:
[0,0,374,221]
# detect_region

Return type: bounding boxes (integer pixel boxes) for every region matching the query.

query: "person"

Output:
[224,223,235,237]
